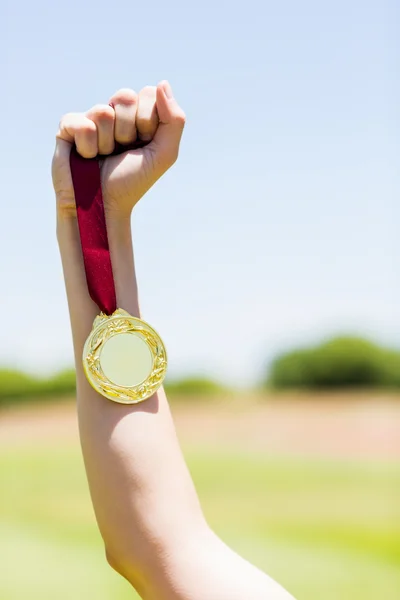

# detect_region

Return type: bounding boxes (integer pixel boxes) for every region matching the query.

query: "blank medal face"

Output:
[100,333,154,387]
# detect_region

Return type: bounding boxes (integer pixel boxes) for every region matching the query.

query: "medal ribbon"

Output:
[69,126,144,316]
[70,146,116,315]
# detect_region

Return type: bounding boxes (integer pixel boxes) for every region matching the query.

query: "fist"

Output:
[52,81,186,218]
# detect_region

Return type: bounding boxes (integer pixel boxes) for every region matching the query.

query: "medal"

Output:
[69,143,167,404]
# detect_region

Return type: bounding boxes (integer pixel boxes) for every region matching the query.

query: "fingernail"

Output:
[163,80,174,99]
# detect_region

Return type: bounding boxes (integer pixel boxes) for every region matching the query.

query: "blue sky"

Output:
[1,0,398,385]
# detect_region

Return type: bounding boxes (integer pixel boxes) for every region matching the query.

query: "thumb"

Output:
[150,80,186,168]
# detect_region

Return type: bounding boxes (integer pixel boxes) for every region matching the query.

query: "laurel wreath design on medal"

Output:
[83,309,167,404]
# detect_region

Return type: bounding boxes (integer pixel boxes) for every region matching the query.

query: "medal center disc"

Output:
[99,332,153,388]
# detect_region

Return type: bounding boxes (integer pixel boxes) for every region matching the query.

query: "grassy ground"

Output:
[0,396,399,599]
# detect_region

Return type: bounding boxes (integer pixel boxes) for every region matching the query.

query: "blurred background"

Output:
[1,0,399,598]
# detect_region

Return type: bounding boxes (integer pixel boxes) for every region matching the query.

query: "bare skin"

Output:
[52,80,296,600]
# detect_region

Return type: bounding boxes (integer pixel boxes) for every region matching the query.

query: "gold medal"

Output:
[70,145,168,405]
[83,309,167,404]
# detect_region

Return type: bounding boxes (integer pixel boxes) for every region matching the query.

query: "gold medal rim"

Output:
[82,309,167,404]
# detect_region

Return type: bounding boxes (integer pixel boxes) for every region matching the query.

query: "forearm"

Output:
[57,214,296,600]
[57,214,208,592]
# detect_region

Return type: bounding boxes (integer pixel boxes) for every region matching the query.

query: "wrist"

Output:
[56,198,140,318]
[57,206,132,257]
[56,200,131,237]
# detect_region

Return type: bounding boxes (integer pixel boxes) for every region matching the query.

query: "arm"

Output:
[53,81,295,600]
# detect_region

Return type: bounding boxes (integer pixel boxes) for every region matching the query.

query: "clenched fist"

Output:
[52,81,186,219]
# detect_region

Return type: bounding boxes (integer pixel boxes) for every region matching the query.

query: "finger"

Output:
[109,88,138,145]
[85,104,115,155]
[136,86,159,142]
[150,81,186,168]
[57,112,98,158]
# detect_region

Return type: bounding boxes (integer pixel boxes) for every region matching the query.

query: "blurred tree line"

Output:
[1,336,399,407]
[268,336,400,389]
[0,368,77,406]
[0,368,228,407]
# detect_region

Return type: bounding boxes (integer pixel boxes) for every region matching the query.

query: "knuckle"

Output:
[87,104,114,121]
[139,85,157,97]
[80,121,97,136]
[111,88,138,105]
[58,112,76,129]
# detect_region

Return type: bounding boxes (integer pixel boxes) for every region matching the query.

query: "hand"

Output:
[52,81,186,219]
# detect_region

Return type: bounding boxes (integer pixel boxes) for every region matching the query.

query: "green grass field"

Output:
[0,410,399,599]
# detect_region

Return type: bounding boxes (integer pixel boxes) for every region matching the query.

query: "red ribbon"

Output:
[70,147,117,315]
[70,135,145,316]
